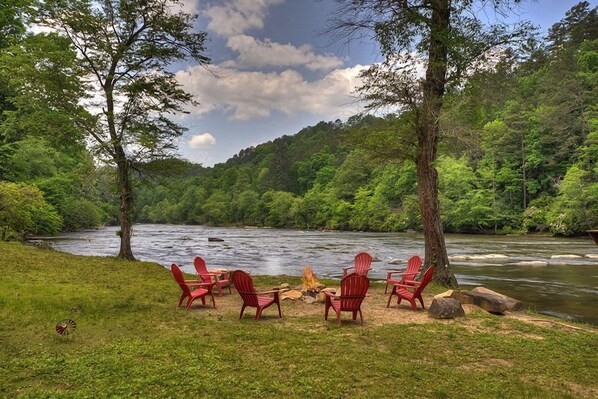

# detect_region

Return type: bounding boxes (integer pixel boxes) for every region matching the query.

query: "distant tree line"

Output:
[0,2,596,240]
[136,2,598,236]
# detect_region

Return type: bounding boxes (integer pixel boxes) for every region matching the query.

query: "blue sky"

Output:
[174,0,592,167]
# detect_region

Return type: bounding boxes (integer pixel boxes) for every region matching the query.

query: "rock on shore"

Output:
[447,287,524,314]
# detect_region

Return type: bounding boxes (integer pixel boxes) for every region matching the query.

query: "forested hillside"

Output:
[136,2,598,235]
[1,2,596,239]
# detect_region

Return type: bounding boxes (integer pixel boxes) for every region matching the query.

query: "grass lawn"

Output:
[1,241,597,398]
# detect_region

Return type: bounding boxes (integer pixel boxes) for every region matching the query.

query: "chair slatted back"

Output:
[231,270,259,307]
[414,267,435,296]
[171,264,191,295]
[404,255,423,281]
[339,273,369,311]
[193,256,211,283]
[354,252,373,276]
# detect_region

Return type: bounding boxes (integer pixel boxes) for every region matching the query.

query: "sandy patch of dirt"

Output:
[196,281,454,326]
[192,281,434,325]
[192,281,598,334]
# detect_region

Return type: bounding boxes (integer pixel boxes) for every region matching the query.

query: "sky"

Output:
[173,0,593,167]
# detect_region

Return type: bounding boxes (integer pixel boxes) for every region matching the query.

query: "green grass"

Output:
[1,242,597,398]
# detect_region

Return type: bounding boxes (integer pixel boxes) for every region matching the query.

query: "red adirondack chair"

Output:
[384,255,423,293]
[231,270,282,321]
[194,256,231,296]
[171,264,216,309]
[342,252,373,277]
[325,273,370,326]
[386,266,435,311]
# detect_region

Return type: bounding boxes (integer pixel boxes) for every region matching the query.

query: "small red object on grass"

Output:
[56,319,76,335]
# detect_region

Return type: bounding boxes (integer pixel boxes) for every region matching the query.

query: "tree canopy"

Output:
[37,0,210,259]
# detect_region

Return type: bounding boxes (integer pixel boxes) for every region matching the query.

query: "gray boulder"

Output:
[428,298,465,319]
[450,290,508,314]
[471,287,524,311]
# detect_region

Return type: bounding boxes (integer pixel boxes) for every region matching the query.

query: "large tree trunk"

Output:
[417,0,457,287]
[416,125,456,286]
[116,152,136,261]
[105,73,135,261]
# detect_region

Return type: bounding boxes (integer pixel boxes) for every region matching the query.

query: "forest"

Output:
[0,1,597,241]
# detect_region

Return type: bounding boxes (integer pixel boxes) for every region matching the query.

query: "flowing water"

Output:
[46,224,598,325]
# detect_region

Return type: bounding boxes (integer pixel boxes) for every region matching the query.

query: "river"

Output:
[45,224,598,326]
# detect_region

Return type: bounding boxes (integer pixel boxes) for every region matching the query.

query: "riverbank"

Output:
[45,224,598,325]
[1,242,597,398]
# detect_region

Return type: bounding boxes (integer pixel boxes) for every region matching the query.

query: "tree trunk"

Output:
[416,0,457,287]
[521,134,527,209]
[105,71,135,261]
[116,152,136,261]
[416,127,456,286]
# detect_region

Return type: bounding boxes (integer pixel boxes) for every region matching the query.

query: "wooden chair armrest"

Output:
[203,273,223,282]
[184,279,204,284]
[393,282,419,290]
[256,290,280,300]
[386,269,407,278]
[185,282,214,289]
[324,291,339,302]
[256,290,279,296]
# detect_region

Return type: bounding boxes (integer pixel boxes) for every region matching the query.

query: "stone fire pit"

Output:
[275,266,337,303]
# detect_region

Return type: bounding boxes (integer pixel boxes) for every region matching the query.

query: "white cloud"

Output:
[204,0,284,38]
[183,1,366,123]
[176,64,368,121]
[225,35,343,71]
[189,133,217,148]
[204,2,345,72]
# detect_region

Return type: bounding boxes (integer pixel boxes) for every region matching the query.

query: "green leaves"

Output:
[0,181,62,239]
[548,163,598,235]
[37,0,209,165]
[0,0,29,49]
[0,33,89,148]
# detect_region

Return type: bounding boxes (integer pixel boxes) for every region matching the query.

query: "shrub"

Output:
[61,198,103,231]
[0,181,62,240]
